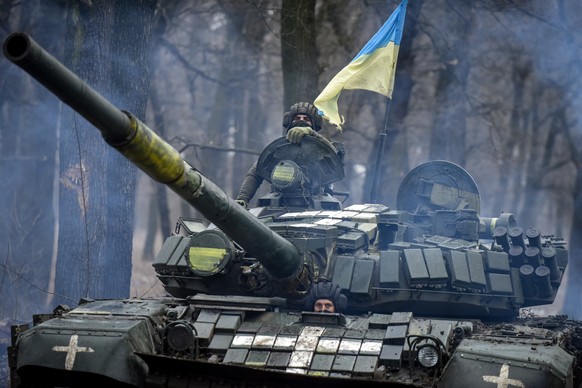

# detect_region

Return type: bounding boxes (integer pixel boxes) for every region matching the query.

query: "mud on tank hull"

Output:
[9,297,582,387]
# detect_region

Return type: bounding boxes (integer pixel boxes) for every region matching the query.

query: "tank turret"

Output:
[5,32,581,388]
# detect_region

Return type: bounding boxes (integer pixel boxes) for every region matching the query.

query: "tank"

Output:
[4,32,581,388]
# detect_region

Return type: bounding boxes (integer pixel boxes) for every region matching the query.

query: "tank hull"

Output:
[10,297,578,387]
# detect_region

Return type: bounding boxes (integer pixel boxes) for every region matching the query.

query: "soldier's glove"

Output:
[286,126,316,144]
[236,199,249,209]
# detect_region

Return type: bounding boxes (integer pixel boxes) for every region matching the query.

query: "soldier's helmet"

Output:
[283,102,323,132]
[305,282,347,312]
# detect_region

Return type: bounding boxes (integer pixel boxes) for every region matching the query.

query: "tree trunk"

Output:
[427,1,473,165]
[281,0,318,108]
[54,0,156,304]
[0,0,63,320]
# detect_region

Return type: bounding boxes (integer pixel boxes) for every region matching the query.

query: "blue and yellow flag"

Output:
[314,0,408,128]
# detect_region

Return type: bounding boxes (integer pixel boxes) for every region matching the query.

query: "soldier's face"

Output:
[292,114,312,126]
[314,298,335,313]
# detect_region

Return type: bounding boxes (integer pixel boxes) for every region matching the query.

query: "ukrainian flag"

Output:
[314,0,408,127]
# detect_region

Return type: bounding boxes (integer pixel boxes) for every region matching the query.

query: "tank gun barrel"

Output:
[3,32,301,280]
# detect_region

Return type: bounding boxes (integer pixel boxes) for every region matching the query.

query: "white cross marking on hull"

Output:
[482,364,525,388]
[52,334,95,370]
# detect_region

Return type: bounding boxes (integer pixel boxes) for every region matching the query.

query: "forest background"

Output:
[1,1,582,379]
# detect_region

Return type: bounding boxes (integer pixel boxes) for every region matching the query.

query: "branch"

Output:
[0,262,77,304]
[158,37,230,87]
[169,136,262,156]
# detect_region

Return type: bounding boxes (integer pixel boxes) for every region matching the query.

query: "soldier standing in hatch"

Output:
[235,101,343,208]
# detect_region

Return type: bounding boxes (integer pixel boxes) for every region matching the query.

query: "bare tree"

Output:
[53,0,157,304]
[281,0,318,107]
[0,0,65,321]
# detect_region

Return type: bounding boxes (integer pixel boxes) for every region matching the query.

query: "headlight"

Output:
[271,160,303,191]
[167,323,194,352]
[188,230,234,276]
[417,344,440,368]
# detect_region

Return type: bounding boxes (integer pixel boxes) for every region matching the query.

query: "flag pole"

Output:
[370,97,393,203]
[314,0,408,204]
